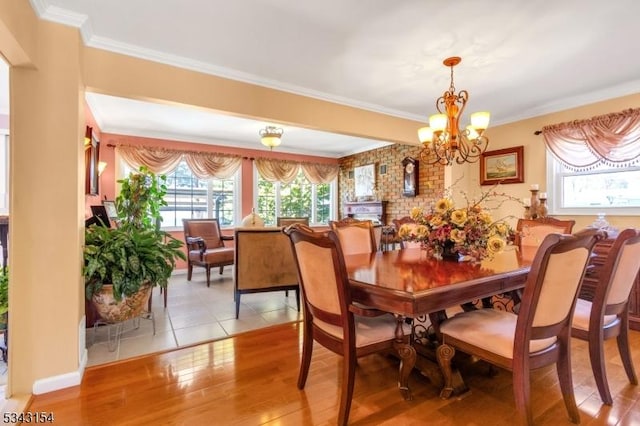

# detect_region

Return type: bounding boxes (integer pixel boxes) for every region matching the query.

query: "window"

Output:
[547,152,640,216]
[255,168,335,226]
[121,160,239,228]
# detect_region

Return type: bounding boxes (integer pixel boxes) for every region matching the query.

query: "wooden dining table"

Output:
[344,247,532,400]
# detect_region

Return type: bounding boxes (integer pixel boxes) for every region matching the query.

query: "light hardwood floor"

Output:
[27,320,640,425]
[87,269,301,366]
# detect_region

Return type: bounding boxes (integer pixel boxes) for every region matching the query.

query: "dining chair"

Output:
[504,216,577,310]
[515,217,576,260]
[182,218,235,287]
[275,217,310,298]
[393,216,422,250]
[284,224,410,426]
[436,231,601,425]
[276,216,310,227]
[329,218,377,255]
[571,228,640,405]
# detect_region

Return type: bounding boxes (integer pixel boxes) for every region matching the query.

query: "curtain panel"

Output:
[116,145,242,178]
[542,108,640,171]
[255,158,300,183]
[255,158,340,184]
[301,163,340,184]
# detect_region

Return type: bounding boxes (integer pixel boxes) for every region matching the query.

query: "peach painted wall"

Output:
[2,3,86,396]
[452,92,640,231]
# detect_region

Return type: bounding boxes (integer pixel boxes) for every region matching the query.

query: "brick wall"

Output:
[339,144,444,224]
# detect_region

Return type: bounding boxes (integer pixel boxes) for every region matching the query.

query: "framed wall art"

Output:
[84,127,100,195]
[479,146,524,185]
[402,157,418,197]
[354,163,375,200]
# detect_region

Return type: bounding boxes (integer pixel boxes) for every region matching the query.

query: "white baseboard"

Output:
[32,318,88,395]
[32,369,84,395]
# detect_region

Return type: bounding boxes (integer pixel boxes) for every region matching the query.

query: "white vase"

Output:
[241,208,264,227]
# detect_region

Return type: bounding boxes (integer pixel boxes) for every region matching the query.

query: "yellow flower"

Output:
[478,211,493,224]
[434,198,453,213]
[450,229,466,244]
[429,215,444,227]
[494,222,508,236]
[409,206,423,221]
[398,224,413,239]
[415,224,429,239]
[487,236,506,253]
[450,209,468,226]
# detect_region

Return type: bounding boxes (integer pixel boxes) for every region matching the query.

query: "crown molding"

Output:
[100,125,385,159]
[87,35,422,122]
[29,1,422,123]
[492,79,640,127]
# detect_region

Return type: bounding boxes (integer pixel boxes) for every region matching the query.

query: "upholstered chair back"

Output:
[531,243,591,328]
[516,218,575,248]
[606,234,640,305]
[183,219,225,249]
[277,217,310,227]
[329,219,376,255]
[518,233,598,334]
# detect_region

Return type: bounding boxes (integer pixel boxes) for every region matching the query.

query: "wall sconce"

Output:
[98,161,107,176]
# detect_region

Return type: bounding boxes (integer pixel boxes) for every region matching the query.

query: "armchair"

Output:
[182,219,234,287]
[234,227,300,318]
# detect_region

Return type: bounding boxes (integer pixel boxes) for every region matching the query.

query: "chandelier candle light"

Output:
[418,57,490,165]
[259,126,284,150]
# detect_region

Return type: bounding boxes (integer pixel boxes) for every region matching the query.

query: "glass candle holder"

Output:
[529,189,539,219]
[537,197,548,218]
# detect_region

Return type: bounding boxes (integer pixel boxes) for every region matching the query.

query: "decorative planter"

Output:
[91,283,152,324]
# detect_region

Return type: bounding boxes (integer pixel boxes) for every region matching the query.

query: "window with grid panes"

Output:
[256,168,335,226]
[121,159,239,228]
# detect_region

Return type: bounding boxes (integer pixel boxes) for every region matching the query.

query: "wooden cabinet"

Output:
[579,234,640,330]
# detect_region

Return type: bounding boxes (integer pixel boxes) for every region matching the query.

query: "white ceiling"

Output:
[25,0,640,157]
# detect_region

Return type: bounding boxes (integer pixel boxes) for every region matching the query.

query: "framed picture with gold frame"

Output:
[479,146,524,185]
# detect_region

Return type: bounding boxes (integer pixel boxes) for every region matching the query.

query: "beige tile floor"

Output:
[86,268,302,367]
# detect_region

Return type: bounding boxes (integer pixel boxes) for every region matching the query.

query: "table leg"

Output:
[436,343,456,398]
[393,314,416,401]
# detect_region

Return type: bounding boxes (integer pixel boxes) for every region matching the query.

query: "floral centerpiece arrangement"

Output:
[398,186,518,262]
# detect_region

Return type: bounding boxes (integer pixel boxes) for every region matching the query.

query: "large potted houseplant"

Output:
[84,166,185,323]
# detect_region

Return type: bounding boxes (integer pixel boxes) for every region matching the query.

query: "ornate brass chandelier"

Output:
[418,57,490,165]
[259,126,284,150]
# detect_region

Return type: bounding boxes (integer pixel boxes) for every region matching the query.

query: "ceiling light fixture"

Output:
[418,56,490,165]
[259,126,284,150]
